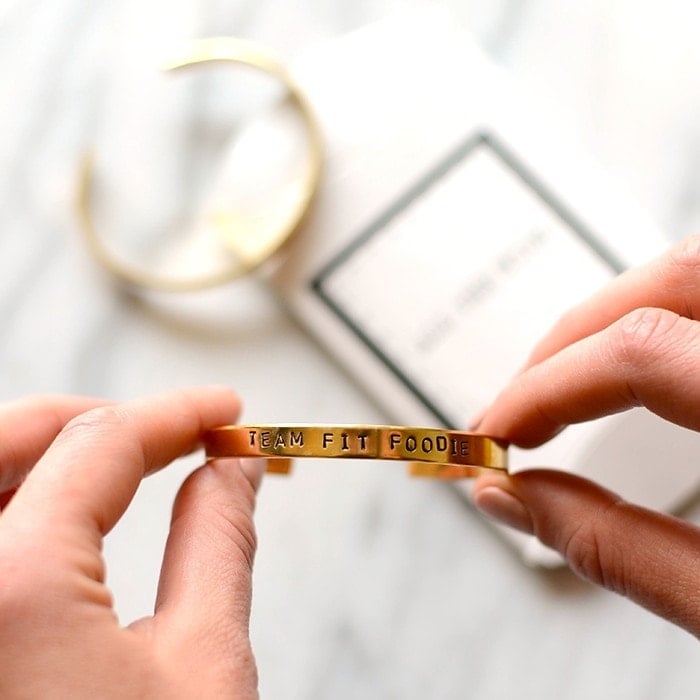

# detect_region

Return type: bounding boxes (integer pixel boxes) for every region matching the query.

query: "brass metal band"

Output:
[76,37,323,292]
[204,425,509,479]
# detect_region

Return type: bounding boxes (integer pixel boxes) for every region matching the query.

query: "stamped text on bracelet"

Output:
[204,425,509,479]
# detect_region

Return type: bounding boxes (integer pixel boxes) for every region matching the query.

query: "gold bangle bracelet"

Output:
[76,37,323,293]
[204,425,508,479]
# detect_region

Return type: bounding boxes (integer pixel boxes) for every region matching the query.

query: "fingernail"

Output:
[473,486,534,534]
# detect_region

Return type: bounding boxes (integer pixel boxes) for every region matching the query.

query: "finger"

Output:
[0,488,17,511]
[0,395,113,492]
[152,457,264,682]
[472,470,700,637]
[478,308,700,446]
[522,233,699,371]
[1,387,240,548]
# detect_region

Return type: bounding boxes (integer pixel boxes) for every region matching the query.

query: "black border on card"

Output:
[311,131,625,428]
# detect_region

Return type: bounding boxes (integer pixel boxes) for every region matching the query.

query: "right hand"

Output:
[472,233,700,636]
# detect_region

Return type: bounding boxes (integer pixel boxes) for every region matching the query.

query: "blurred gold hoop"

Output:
[76,37,323,292]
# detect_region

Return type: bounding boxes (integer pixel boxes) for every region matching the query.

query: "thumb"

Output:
[472,470,700,637]
[149,457,265,692]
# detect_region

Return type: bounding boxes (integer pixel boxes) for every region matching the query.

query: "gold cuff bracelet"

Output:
[204,424,508,479]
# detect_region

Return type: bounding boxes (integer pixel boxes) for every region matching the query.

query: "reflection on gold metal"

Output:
[264,457,293,475]
[76,37,323,292]
[205,425,508,479]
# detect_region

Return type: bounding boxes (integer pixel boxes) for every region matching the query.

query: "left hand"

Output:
[0,387,263,698]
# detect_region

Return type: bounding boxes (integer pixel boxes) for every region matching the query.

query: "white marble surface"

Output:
[1,1,699,698]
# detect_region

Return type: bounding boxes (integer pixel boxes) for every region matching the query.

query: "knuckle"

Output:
[183,507,257,578]
[217,510,257,571]
[667,232,700,279]
[209,466,259,566]
[658,233,700,318]
[57,405,127,445]
[563,521,602,583]
[174,490,258,572]
[609,307,681,367]
[236,522,258,570]
[562,503,630,595]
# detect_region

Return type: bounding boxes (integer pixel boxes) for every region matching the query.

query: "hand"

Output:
[471,233,700,636]
[0,387,263,698]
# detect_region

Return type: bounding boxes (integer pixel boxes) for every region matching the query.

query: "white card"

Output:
[311,132,617,425]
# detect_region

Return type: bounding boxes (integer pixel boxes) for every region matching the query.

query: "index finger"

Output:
[0,395,113,492]
[479,308,700,445]
[1,387,240,546]
[522,233,699,370]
